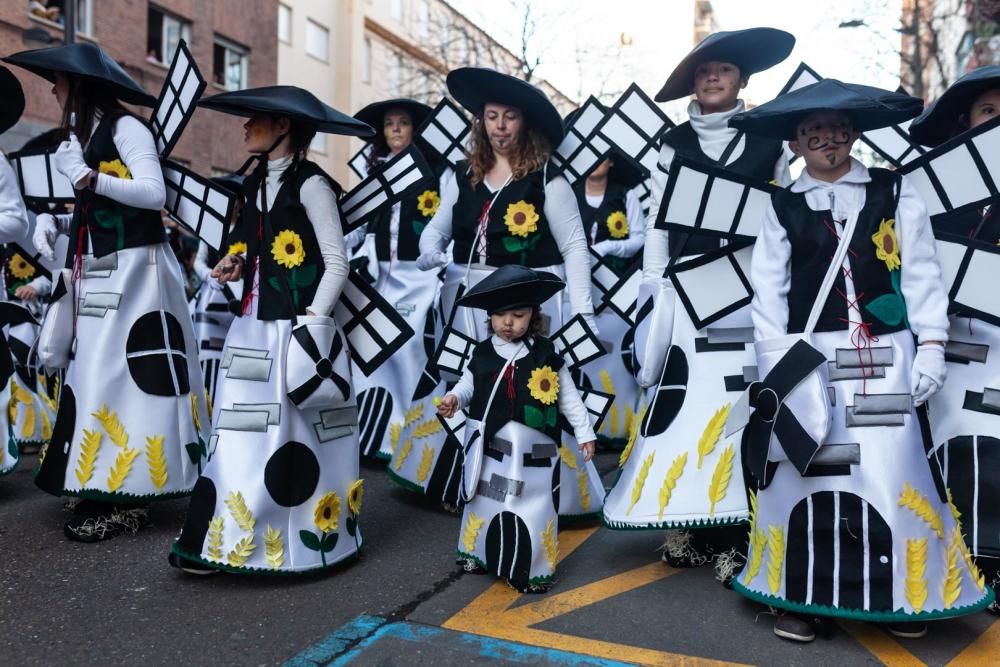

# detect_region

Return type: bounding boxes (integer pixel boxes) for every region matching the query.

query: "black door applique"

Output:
[621,326,637,377]
[485,511,533,588]
[35,385,76,495]
[551,462,562,513]
[641,345,688,437]
[428,424,464,507]
[357,387,392,459]
[125,311,191,396]
[937,435,1000,558]
[177,476,217,554]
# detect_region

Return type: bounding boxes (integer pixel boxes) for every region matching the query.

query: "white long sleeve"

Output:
[0,154,29,243]
[896,175,949,343]
[544,175,595,317]
[300,174,350,316]
[94,116,166,210]
[749,203,792,341]
[193,241,213,282]
[592,186,645,258]
[418,167,458,257]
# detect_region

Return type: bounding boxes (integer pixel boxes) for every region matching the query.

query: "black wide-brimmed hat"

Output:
[354,98,432,134]
[458,265,565,314]
[730,79,923,140]
[211,174,246,202]
[655,28,795,102]
[447,67,564,146]
[199,86,375,137]
[4,43,156,107]
[563,104,646,188]
[908,66,1000,147]
[0,66,25,134]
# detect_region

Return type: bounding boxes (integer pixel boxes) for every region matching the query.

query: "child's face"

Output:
[490,308,532,342]
[693,60,746,112]
[789,111,859,178]
[969,88,1000,130]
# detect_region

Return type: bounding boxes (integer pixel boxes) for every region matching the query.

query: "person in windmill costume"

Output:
[168,86,374,575]
[0,65,31,476]
[606,28,794,572]
[908,66,1000,614]
[567,104,647,448]
[347,98,447,461]
[388,68,603,519]
[3,44,210,541]
[437,265,597,593]
[728,80,994,641]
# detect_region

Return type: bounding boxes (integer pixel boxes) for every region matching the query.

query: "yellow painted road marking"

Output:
[947,617,1000,666]
[837,621,925,667]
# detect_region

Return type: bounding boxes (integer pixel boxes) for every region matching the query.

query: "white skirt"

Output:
[191,278,242,406]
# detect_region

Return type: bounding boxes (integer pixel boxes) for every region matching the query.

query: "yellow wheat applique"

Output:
[75,428,102,487]
[707,443,735,517]
[264,525,284,570]
[954,527,986,591]
[416,444,434,483]
[542,519,558,569]
[206,516,224,561]
[943,531,963,608]
[767,524,784,595]
[745,528,768,585]
[204,388,213,418]
[40,409,52,441]
[697,404,731,469]
[145,435,168,490]
[946,489,963,527]
[92,404,129,447]
[600,370,618,434]
[404,403,424,427]
[411,418,442,439]
[560,444,578,470]
[461,511,485,553]
[905,537,929,612]
[106,446,139,492]
[394,438,413,471]
[577,469,591,512]
[226,535,256,567]
[899,483,944,539]
[619,405,646,468]
[624,406,636,440]
[657,452,688,520]
[40,378,58,412]
[627,452,655,515]
[190,393,202,433]
[13,384,32,406]
[20,404,35,438]
[389,422,402,453]
[6,397,15,423]
[225,490,256,532]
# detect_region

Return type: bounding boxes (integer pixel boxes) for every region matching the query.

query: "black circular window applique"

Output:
[125,311,191,396]
[264,441,320,507]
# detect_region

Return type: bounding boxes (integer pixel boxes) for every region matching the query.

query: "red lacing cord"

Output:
[475,200,491,260]
[241,216,263,316]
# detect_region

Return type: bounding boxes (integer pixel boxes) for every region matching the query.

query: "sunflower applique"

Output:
[98,159,132,180]
[417,190,440,217]
[872,218,901,271]
[313,491,341,533]
[347,479,364,514]
[504,200,539,238]
[606,210,629,239]
[227,241,248,256]
[272,229,305,269]
[527,366,559,405]
[866,217,909,328]
[8,253,35,280]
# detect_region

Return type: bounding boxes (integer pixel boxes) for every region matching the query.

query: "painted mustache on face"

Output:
[805,131,851,152]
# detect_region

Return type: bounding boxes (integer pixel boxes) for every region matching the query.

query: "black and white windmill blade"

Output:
[666,239,755,330]
[935,232,1000,326]
[339,145,434,234]
[592,83,674,177]
[550,314,605,370]
[599,261,643,325]
[551,96,613,185]
[431,326,478,378]
[418,97,471,167]
[333,272,415,377]
[348,144,373,180]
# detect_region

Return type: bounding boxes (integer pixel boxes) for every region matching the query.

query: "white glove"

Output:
[591,240,616,257]
[416,250,449,271]
[911,343,946,406]
[54,134,91,188]
[33,213,60,262]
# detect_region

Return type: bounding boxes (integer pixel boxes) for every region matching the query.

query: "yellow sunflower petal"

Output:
[9,253,35,280]
[313,491,341,533]
[416,190,440,217]
[527,366,560,405]
[98,159,132,180]
[606,211,629,239]
[272,229,306,269]
[503,200,539,238]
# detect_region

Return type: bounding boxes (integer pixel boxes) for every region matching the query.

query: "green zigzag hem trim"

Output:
[59,487,192,502]
[455,550,554,586]
[170,542,362,576]
[602,514,749,531]
[559,511,602,526]
[0,464,17,477]
[385,467,428,495]
[731,579,996,622]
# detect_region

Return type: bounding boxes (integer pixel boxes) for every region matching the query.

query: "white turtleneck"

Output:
[642,100,792,281]
[251,155,350,317]
[449,334,597,443]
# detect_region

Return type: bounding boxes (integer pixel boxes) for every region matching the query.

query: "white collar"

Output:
[790,157,871,194]
[686,99,745,137]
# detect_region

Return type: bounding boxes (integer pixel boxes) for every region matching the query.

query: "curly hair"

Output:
[467,115,552,187]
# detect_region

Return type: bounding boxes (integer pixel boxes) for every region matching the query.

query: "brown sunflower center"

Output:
[539,379,550,392]
[882,236,894,253]
[323,507,332,520]
[514,212,526,225]
[286,243,296,254]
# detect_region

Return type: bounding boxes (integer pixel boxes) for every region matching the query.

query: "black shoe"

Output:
[168,551,219,575]
[64,505,149,543]
[773,614,816,643]
[885,622,927,639]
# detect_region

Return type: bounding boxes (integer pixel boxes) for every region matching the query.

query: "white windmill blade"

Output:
[333,272,415,376]
[339,145,433,233]
[589,248,620,303]
[348,144,373,180]
[600,260,642,324]
[776,62,822,164]
[7,148,75,206]
[550,95,612,184]
[900,114,1000,219]
[666,238,755,330]
[935,232,1000,325]
[593,83,673,177]
[150,40,206,158]
[431,326,478,377]
[417,97,471,166]
[161,158,235,252]
[550,313,605,370]
[655,155,777,240]
[560,386,614,434]
[633,179,653,218]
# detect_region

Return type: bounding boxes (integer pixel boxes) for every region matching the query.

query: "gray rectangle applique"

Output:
[477,480,506,502]
[83,252,117,278]
[208,434,219,458]
[226,355,273,382]
[983,388,1000,410]
[853,393,912,414]
[836,347,893,368]
[220,346,269,369]
[233,403,281,425]
[706,327,756,344]
[314,423,354,443]
[813,443,861,465]
[489,473,524,497]
[946,341,989,364]
[828,363,887,381]
[531,442,559,459]
[742,366,760,383]
[79,291,121,317]
[217,409,270,432]
[491,438,513,455]
[321,407,359,429]
[827,386,836,406]
[845,408,905,427]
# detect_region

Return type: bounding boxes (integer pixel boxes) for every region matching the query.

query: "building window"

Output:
[305,19,328,61]
[28,0,93,36]
[390,54,402,95]
[390,0,403,21]
[362,37,372,83]
[147,6,192,66]
[213,37,249,91]
[417,0,430,40]
[278,4,292,44]
[310,134,327,155]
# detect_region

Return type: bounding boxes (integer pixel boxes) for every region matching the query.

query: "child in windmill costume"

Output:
[0,66,31,475]
[908,66,1000,614]
[437,265,597,593]
[3,44,210,541]
[348,99,446,461]
[727,80,994,642]
[389,68,602,518]
[169,86,374,575]
[605,28,794,571]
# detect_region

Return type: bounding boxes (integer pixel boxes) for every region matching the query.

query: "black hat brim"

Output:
[655,28,795,102]
[908,66,1000,147]
[199,86,375,137]
[457,265,565,313]
[447,67,564,147]
[4,44,156,107]
[729,79,923,140]
[210,174,246,202]
[0,66,25,134]
[354,98,432,132]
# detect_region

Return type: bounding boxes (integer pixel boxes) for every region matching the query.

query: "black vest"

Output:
[663,121,784,257]
[242,160,341,321]
[68,113,165,262]
[775,169,906,336]
[574,180,636,274]
[468,336,565,445]
[451,161,563,268]
[371,159,444,262]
